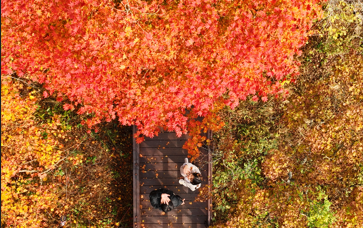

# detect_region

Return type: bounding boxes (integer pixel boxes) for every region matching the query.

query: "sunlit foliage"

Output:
[1,78,133,227]
[1,0,324,157]
[211,0,363,226]
[1,78,64,226]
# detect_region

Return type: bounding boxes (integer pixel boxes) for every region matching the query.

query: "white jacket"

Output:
[179,158,201,191]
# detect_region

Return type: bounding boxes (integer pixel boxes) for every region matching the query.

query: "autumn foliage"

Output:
[1,79,63,226]
[1,78,133,227]
[212,1,363,226]
[1,0,325,156]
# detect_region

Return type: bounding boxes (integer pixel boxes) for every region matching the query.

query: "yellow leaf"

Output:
[125,26,132,36]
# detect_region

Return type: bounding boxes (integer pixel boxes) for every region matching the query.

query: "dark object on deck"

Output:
[133,126,212,227]
[149,188,183,212]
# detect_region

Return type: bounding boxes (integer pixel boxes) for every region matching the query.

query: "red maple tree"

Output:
[1,0,324,156]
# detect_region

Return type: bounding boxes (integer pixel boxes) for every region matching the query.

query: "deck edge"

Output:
[133,125,141,227]
[207,130,213,227]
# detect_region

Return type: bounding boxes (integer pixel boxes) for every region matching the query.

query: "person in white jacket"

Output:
[179,158,202,191]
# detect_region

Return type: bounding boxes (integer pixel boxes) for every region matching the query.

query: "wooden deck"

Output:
[133,126,212,227]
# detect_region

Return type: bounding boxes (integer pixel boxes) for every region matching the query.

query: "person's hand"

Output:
[160,194,170,205]
[179,179,186,186]
[181,198,185,205]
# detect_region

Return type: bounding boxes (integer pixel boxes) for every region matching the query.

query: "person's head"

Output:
[191,173,202,185]
[161,201,174,213]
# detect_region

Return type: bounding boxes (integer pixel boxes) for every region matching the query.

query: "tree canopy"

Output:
[1,0,324,155]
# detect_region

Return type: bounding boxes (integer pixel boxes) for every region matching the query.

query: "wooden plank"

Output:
[139,224,207,228]
[140,185,186,193]
[140,156,187,163]
[140,162,182,171]
[140,200,208,209]
[133,125,141,227]
[141,208,207,216]
[141,215,208,224]
[140,193,200,201]
[139,178,210,188]
[139,179,180,187]
[140,162,209,172]
[140,170,208,179]
[140,179,182,186]
[139,156,209,168]
[140,148,189,156]
[144,133,190,140]
[140,140,187,148]
[141,193,202,205]
[140,179,212,190]
[140,185,198,194]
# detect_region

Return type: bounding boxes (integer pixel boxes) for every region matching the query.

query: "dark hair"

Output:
[191,173,202,185]
[161,201,174,213]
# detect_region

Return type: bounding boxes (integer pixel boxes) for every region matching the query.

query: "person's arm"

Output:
[180,163,188,178]
[179,179,198,191]
[184,175,191,184]
[149,189,162,210]
[180,158,190,177]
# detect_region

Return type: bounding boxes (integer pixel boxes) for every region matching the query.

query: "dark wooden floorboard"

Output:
[140,156,188,163]
[141,224,207,228]
[140,180,181,188]
[144,133,190,140]
[140,140,187,148]
[140,185,198,193]
[141,193,202,201]
[141,208,208,216]
[140,162,182,171]
[140,199,209,209]
[140,148,189,155]
[141,215,208,223]
[140,185,187,193]
[140,170,208,179]
[140,179,186,186]
[141,162,188,171]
